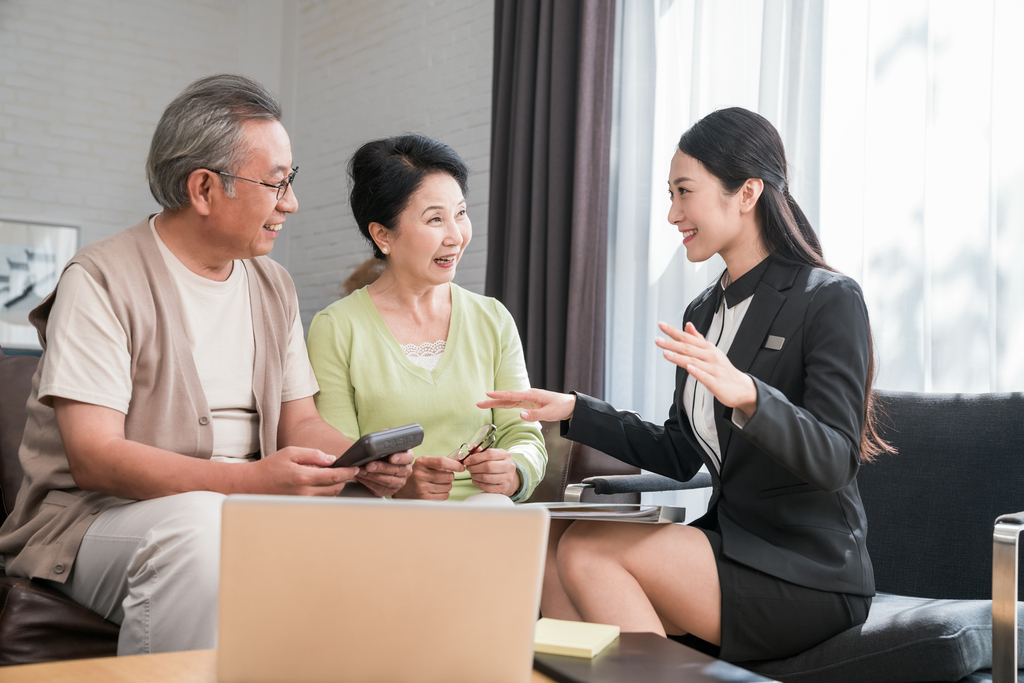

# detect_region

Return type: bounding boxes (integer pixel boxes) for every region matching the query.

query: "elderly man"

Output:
[0,75,412,655]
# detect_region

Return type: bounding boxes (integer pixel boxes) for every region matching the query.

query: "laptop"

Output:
[217,495,550,683]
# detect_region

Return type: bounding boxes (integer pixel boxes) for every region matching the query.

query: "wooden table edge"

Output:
[0,649,556,682]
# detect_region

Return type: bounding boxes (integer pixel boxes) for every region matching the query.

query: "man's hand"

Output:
[462,448,519,496]
[248,446,357,496]
[52,398,359,500]
[278,396,415,496]
[355,450,415,497]
[392,456,465,500]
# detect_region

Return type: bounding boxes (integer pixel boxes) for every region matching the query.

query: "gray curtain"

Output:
[487,0,615,397]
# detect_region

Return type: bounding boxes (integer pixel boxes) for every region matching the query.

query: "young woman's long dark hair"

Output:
[677,107,893,462]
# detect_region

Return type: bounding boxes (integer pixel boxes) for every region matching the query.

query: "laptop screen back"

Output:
[217,495,549,683]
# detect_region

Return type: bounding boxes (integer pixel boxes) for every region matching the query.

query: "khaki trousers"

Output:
[49,491,225,656]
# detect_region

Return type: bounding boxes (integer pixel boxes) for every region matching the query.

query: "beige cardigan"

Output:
[0,218,296,582]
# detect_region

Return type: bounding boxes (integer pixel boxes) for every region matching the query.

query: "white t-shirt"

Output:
[39,217,318,462]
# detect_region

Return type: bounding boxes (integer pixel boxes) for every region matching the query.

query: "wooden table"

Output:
[0,650,558,682]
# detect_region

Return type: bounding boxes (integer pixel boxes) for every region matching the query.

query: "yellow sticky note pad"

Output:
[534,617,620,658]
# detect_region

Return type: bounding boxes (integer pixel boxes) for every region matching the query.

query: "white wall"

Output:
[286,0,494,325]
[0,0,245,247]
[0,0,493,328]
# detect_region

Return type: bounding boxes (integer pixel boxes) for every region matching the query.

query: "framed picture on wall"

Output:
[0,219,79,351]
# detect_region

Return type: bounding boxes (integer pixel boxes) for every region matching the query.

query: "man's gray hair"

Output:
[147,74,282,210]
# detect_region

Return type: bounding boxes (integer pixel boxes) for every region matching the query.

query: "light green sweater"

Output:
[307,284,546,501]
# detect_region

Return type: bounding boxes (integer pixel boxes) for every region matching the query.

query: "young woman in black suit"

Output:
[478,107,892,662]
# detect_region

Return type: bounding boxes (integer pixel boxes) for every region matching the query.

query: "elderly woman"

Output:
[307,134,546,501]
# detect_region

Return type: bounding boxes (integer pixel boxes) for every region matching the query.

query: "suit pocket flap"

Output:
[757,482,817,499]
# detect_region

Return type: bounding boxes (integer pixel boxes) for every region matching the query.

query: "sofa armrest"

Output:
[564,472,712,503]
[992,510,1024,683]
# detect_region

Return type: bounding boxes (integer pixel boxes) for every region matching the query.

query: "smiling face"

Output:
[207,119,298,260]
[667,149,756,266]
[373,172,471,287]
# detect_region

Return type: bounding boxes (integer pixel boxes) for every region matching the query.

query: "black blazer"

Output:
[564,256,874,597]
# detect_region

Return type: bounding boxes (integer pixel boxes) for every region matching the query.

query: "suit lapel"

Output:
[672,282,723,478]
[690,284,720,338]
[715,260,797,459]
[725,281,786,374]
[675,281,720,396]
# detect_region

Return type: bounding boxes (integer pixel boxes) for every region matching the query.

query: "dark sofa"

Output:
[0,347,120,665]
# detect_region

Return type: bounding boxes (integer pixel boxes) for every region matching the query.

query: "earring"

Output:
[382,247,389,255]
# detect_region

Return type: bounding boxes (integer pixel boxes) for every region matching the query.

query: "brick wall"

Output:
[0,0,493,327]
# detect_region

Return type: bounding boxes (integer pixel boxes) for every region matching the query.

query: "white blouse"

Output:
[681,272,754,473]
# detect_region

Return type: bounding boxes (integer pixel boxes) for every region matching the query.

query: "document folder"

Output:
[524,503,686,524]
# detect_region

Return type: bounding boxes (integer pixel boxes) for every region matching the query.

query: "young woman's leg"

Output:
[540,519,581,620]
[556,521,721,644]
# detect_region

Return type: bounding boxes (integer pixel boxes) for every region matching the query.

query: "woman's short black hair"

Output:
[348,134,469,260]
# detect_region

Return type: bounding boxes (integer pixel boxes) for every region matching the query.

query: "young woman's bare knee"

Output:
[541,519,580,619]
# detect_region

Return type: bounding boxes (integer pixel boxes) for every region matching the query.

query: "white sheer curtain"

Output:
[607,0,1024,507]
[821,0,1024,392]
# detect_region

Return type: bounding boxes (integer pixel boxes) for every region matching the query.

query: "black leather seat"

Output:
[0,347,119,665]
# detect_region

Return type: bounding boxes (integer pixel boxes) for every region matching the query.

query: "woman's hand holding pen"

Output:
[656,321,758,419]
[476,389,577,423]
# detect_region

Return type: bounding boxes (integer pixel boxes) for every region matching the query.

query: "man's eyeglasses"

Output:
[211,166,298,200]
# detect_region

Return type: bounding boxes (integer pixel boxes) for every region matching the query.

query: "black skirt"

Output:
[675,527,871,663]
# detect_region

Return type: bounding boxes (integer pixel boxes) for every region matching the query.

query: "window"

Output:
[607,0,1023,511]
[608,0,1024,422]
